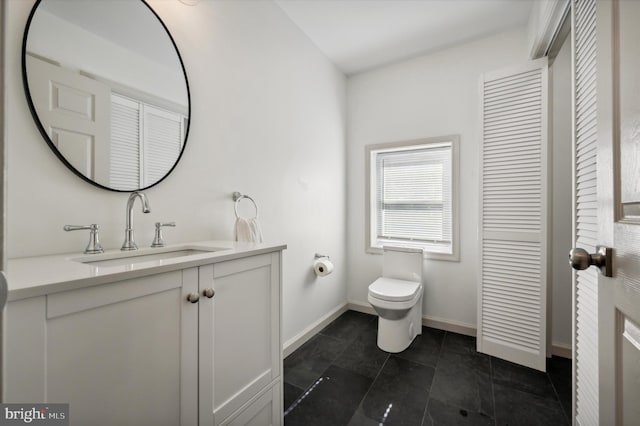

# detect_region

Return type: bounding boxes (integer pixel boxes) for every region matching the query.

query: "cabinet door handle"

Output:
[203,288,215,299]
[186,293,200,303]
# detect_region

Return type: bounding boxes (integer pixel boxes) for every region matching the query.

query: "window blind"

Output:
[374,144,452,252]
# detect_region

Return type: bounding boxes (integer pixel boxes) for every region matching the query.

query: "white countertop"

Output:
[7,241,286,301]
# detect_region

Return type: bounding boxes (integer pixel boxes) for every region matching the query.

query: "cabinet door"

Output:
[199,252,282,425]
[221,383,281,426]
[3,269,199,426]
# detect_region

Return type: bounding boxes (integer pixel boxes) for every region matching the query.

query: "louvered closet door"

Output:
[572,0,598,423]
[478,58,549,372]
[143,105,184,185]
[110,94,142,189]
[110,95,185,190]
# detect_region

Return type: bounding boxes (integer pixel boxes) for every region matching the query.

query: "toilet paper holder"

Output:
[313,254,334,277]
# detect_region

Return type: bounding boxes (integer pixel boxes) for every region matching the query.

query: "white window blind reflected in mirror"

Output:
[110,93,185,190]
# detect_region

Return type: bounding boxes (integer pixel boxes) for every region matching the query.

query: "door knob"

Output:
[203,288,215,298]
[569,246,613,277]
[186,293,200,303]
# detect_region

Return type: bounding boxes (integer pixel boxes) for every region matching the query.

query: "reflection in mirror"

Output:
[23,0,190,191]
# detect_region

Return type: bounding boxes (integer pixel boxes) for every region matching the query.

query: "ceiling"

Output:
[274,0,535,75]
[39,0,178,68]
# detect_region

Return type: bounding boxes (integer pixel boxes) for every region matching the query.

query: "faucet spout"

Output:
[121,192,151,251]
[128,191,151,214]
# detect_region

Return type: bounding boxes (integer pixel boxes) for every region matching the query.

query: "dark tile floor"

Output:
[284,310,571,426]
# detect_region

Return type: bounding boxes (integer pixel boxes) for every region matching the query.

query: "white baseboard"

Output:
[293,301,574,361]
[347,302,376,316]
[422,315,476,337]
[283,303,348,358]
[347,301,476,337]
[551,342,572,359]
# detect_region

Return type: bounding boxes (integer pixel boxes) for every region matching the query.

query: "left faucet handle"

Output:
[64,224,104,254]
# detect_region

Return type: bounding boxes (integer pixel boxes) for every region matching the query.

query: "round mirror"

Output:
[22,0,191,192]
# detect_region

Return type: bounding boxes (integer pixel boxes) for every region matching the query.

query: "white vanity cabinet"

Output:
[199,252,282,426]
[3,269,200,426]
[3,244,284,426]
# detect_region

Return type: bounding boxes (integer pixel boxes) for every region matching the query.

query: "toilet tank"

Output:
[382,246,423,283]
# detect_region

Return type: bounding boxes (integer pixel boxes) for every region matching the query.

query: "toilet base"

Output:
[375,300,422,353]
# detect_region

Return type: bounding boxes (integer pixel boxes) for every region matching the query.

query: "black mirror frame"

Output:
[21,0,192,192]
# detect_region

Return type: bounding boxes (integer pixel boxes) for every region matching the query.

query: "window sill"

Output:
[366,246,460,262]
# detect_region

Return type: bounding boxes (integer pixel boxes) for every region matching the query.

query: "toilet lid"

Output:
[368,277,421,302]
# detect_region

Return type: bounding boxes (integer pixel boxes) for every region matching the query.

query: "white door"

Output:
[571,0,599,423]
[142,103,185,186]
[477,58,549,372]
[25,54,110,182]
[571,0,640,424]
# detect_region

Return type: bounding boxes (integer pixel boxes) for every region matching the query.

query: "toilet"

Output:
[368,246,423,353]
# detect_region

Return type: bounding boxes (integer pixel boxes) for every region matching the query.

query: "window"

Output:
[366,136,459,260]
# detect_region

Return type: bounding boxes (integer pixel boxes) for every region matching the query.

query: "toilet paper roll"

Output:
[313,257,334,277]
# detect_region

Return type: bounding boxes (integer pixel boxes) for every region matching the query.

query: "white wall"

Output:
[347,28,530,330]
[550,35,572,350]
[28,9,187,107]
[5,0,347,344]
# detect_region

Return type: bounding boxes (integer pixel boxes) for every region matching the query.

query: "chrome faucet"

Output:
[121,192,151,251]
[64,224,104,254]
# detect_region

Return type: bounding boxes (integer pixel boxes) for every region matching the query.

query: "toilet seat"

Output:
[368,277,421,302]
[368,286,422,312]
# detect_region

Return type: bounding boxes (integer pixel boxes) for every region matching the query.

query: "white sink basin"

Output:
[73,246,228,268]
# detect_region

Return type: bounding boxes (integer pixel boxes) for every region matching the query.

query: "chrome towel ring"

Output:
[232,191,258,219]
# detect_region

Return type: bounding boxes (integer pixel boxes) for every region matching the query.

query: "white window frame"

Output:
[365,135,460,261]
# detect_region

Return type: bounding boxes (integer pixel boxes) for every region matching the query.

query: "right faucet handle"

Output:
[64,224,104,254]
[151,222,176,248]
